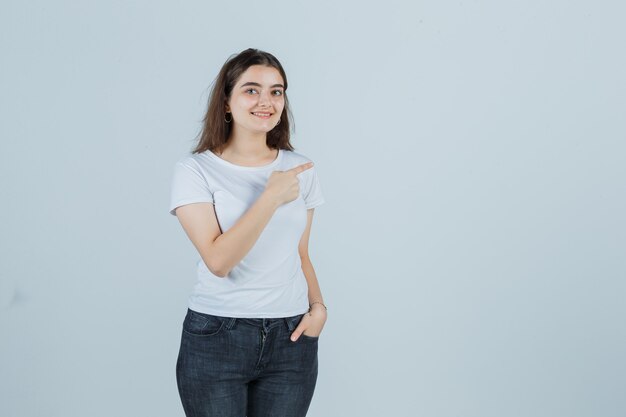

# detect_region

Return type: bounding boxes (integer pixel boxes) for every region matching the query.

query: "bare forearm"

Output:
[301,256,324,305]
[212,192,280,277]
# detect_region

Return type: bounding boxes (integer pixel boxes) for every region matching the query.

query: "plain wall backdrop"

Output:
[1,1,624,416]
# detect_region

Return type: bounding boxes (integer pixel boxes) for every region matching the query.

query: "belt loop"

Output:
[284,315,298,331]
[224,317,237,330]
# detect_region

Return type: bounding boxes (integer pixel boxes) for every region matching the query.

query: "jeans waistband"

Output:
[236,313,305,331]
[189,308,306,332]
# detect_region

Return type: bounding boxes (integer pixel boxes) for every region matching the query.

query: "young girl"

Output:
[169,48,327,417]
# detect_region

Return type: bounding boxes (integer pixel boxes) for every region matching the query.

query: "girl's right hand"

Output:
[264,162,314,206]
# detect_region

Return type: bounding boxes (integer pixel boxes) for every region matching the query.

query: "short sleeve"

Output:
[169,160,214,216]
[302,165,325,209]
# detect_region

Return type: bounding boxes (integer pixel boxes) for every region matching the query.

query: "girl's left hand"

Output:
[290,304,327,341]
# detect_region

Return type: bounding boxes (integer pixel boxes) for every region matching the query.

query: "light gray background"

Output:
[1,1,624,416]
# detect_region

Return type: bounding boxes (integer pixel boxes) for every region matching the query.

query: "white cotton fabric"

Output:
[169,148,325,318]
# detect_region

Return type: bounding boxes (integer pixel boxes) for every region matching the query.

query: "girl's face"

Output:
[226,65,285,135]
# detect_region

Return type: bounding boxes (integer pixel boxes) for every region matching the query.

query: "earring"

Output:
[225,112,232,123]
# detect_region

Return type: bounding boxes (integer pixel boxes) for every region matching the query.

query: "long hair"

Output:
[191,48,295,154]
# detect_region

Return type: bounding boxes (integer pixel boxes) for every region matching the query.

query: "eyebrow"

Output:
[240,82,285,89]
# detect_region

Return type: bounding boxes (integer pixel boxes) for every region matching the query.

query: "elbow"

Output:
[213,269,229,278]
[208,260,229,278]
[201,256,228,278]
[209,265,229,278]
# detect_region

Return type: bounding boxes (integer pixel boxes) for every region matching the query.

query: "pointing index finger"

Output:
[289,161,314,175]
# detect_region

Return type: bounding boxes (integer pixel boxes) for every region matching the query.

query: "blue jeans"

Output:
[176,308,319,417]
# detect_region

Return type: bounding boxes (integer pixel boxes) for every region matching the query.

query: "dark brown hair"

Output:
[191,48,295,155]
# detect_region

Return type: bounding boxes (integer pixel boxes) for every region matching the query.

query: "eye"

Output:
[245,88,258,94]
[272,90,284,96]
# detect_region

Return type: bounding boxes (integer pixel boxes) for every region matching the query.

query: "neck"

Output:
[220,126,274,159]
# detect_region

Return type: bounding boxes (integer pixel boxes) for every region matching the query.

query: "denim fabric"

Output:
[176,308,319,417]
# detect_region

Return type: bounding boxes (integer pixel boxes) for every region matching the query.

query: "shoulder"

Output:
[281,149,315,165]
[174,151,212,169]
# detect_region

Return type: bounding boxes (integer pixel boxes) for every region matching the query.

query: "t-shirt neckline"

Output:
[206,148,283,171]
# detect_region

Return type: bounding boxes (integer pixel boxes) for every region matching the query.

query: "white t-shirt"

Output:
[169,148,325,318]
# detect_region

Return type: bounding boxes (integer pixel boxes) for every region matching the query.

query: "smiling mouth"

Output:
[251,112,273,120]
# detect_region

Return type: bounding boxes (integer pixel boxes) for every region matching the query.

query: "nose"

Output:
[258,89,272,107]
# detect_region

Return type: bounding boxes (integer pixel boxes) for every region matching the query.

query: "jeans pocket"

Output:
[182,309,226,337]
[290,314,320,342]
[300,333,319,342]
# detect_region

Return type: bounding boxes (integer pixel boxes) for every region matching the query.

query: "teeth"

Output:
[253,112,270,116]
